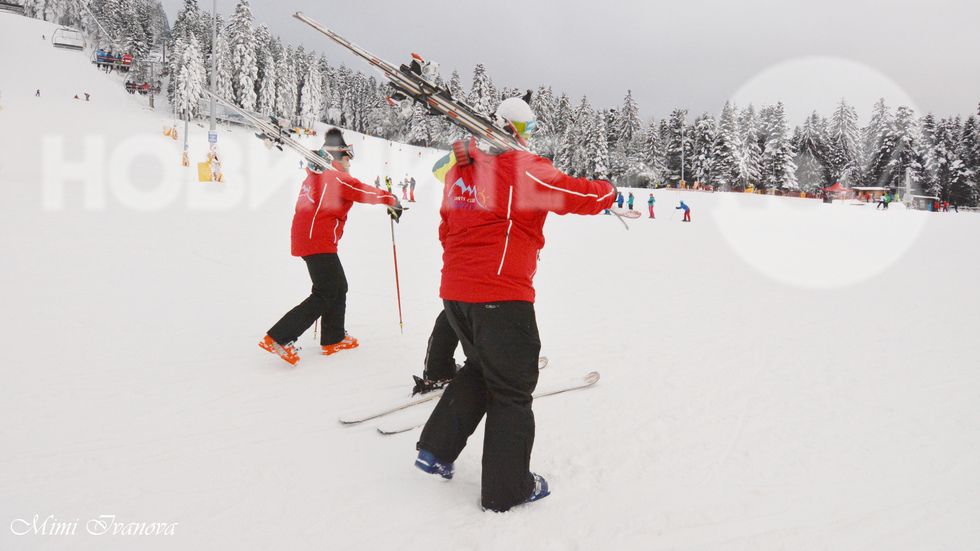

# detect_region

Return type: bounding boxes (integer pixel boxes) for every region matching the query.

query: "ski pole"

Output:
[384,178,404,333]
[390,216,404,333]
[670,208,677,222]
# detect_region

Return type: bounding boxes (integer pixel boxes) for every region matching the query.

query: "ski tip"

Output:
[538,356,548,369]
[585,371,600,384]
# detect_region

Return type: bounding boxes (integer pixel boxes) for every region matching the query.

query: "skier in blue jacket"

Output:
[676,200,691,222]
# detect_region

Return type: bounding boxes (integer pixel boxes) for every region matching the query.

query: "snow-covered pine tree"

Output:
[299,62,324,128]
[794,111,829,192]
[663,109,690,186]
[867,106,921,190]
[917,113,939,195]
[173,33,207,120]
[643,119,666,186]
[713,101,743,190]
[958,114,980,206]
[227,0,258,110]
[738,104,762,189]
[274,46,298,122]
[212,29,235,106]
[406,102,432,147]
[447,69,465,101]
[890,106,925,192]
[760,102,798,191]
[862,98,892,186]
[604,108,627,182]
[951,116,979,206]
[586,104,611,181]
[616,90,645,184]
[469,63,498,118]
[528,86,558,159]
[556,96,593,177]
[925,117,962,202]
[167,0,202,106]
[254,24,277,115]
[826,99,861,186]
[690,113,717,189]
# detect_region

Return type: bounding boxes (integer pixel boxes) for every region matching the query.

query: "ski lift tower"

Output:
[208,0,220,181]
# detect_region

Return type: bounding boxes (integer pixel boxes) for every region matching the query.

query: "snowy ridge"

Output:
[2,12,979,551]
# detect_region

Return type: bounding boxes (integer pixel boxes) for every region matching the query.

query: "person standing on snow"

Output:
[259,128,404,365]
[676,200,691,222]
[627,192,635,211]
[415,97,616,513]
[409,176,417,202]
[617,191,625,209]
[647,193,656,218]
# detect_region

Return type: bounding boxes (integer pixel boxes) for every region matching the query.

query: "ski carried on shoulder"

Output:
[204,89,403,218]
[292,12,527,154]
[338,356,548,425]
[376,370,600,435]
[204,89,331,171]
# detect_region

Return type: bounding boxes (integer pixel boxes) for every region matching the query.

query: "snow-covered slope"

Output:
[2,12,979,550]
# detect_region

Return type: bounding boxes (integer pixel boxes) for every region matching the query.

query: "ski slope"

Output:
[2,12,979,550]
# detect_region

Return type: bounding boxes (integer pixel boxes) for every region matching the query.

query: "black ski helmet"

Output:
[321,128,353,160]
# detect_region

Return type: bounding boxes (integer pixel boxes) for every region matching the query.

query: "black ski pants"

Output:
[423,309,460,382]
[267,253,348,347]
[417,299,541,512]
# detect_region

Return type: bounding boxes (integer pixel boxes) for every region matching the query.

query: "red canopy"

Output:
[821,183,849,192]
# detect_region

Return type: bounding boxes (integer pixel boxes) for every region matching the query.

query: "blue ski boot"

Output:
[415,450,454,480]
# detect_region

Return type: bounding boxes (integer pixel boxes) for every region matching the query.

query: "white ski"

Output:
[338,356,548,425]
[376,370,599,435]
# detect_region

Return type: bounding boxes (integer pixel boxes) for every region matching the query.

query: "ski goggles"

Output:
[509,119,536,139]
[320,144,354,160]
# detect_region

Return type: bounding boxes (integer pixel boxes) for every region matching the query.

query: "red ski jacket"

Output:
[290,162,397,257]
[433,140,615,303]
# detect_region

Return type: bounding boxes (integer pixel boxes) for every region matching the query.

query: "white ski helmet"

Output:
[495,97,536,140]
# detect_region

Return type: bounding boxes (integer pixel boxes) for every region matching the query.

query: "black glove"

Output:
[388,199,405,223]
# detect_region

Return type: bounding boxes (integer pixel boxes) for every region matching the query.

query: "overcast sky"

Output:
[161,0,979,125]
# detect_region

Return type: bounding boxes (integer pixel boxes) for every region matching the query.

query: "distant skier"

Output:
[627,192,635,210]
[647,193,655,218]
[676,200,691,222]
[84,93,90,101]
[35,89,40,97]
[409,176,416,202]
[617,192,625,208]
[258,128,403,365]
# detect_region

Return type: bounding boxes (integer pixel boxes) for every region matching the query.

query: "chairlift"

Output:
[52,27,85,51]
[0,0,25,15]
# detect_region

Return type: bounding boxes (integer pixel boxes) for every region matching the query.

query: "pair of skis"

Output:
[293,12,527,155]
[204,88,404,221]
[338,358,600,435]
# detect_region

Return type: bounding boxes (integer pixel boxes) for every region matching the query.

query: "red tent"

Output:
[821,183,849,192]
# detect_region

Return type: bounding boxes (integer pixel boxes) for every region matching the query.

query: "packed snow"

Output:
[2,12,979,550]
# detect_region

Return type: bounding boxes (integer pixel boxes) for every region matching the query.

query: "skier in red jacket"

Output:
[260,128,403,365]
[415,97,616,512]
